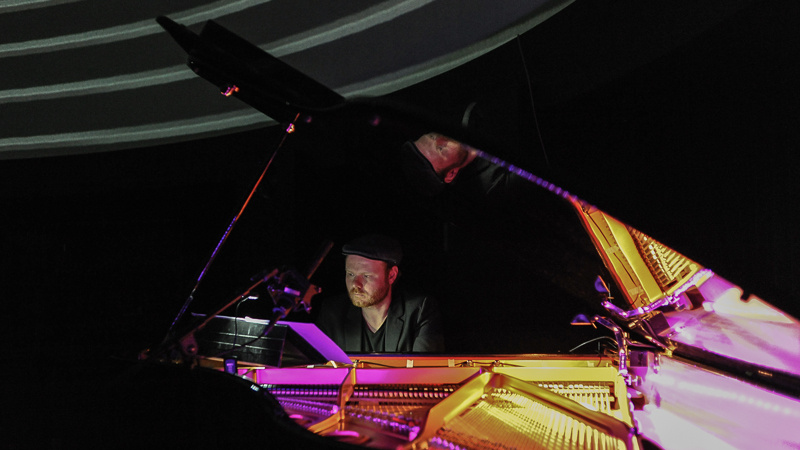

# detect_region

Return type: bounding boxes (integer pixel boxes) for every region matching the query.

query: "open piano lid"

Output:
[571,200,800,393]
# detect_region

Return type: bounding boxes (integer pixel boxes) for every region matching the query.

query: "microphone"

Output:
[268,240,334,317]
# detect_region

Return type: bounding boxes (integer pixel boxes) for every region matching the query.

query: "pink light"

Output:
[221,85,239,97]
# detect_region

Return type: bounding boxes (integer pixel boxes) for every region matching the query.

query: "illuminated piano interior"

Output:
[199,355,638,450]
[183,197,800,449]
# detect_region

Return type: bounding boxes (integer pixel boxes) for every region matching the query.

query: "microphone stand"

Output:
[260,240,334,339]
[148,115,301,360]
[145,240,333,364]
[172,269,280,362]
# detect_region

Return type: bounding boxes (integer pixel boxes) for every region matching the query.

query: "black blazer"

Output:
[315,290,445,353]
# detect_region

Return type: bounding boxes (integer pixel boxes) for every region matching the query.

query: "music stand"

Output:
[192,314,351,367]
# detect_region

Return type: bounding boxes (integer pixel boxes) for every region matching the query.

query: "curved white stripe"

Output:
[0,110,272,154]
[0,0,433,58]
[0,0,433,103]
[0,0,85,14]
[0,66,195,103]
[265,0,435,56]
[0,0,573,156]
[339,4,570,97]
[0,0,272,57]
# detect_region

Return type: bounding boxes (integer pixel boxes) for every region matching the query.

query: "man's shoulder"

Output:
[394,288,437,308]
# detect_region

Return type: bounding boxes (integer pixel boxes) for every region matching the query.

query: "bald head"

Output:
[413,133,476,183]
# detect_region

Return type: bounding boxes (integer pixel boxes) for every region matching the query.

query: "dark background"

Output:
[2,1,800,447]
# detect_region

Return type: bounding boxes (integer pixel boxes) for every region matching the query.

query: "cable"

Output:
[515,35,550,170]
[569,335,619,354]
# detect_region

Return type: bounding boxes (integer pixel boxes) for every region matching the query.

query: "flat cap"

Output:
[342,234,403,266]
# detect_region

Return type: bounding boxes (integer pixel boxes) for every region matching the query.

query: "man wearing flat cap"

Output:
[316,234,445,353]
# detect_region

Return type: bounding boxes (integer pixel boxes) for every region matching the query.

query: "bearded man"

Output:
[315,234,444,353]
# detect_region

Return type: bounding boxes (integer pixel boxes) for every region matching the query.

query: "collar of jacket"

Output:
[343,290,406,352]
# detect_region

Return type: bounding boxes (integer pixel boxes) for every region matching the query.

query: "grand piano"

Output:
[118,17,800,450]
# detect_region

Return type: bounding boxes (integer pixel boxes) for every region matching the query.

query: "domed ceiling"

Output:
[1,0,574,159]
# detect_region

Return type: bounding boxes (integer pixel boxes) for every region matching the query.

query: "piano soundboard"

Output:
[207,354,639,449]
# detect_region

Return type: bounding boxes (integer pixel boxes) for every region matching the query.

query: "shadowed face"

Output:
[415,133,475,183]
[345,255,398,308]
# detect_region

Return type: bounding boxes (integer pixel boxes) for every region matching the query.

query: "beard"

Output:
[348,284,390,308]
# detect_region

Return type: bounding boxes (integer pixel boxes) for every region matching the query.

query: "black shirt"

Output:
[315,290,444,353]
[362,320,386,352]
